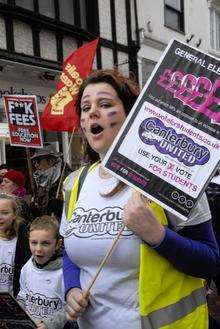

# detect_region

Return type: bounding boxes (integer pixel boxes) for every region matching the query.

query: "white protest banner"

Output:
[3,95,43,148]
[102,39,220,221]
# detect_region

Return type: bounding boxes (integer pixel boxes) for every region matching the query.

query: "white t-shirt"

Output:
[60,165,211,329]
[0,237,17,293]
[17,258,65,322]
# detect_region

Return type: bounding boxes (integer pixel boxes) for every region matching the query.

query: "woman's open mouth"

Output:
[90,123,104,135]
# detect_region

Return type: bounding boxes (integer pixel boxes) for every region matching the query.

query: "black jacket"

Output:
[13,222,31,297]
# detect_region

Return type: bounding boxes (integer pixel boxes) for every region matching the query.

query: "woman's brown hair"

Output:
[76,69,139,117]
[76,69,140,196]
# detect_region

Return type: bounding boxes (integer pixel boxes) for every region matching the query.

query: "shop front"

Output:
[0,61,85,192]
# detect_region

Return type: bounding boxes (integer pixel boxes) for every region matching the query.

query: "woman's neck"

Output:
[97,152,113,178]
[98,165,113,179]
[99,152,105,161]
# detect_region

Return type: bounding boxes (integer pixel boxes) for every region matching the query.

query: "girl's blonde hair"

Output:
[0,193,23,239]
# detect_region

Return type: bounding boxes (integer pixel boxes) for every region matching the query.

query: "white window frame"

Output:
[164,0,184,33]
[210,6,220,51]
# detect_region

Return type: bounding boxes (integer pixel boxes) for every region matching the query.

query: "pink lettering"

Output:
[156,68,220,123]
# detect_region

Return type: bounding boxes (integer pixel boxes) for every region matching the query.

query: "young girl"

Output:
[17,215,66,329]
[0,193,30,296]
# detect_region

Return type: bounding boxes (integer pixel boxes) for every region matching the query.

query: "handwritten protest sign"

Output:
[103,39,220,221]
[3,95,43,148]
[0,292,36,328]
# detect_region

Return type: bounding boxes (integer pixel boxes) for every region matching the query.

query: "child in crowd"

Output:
[0,193,31,296]
[17,215,66,329]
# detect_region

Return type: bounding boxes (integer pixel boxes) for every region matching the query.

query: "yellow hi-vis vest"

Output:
[63,164,208,329]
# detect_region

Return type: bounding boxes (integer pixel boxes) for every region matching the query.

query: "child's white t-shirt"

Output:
[0,237,17,293]
[17,258,65,322]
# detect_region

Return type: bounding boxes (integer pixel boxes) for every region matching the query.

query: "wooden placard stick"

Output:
[83,223,126,297]
[25,147,35,199]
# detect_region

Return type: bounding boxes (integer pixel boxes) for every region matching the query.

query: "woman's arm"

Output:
[61,171,90,321]
[154,220,220,279]
[62,248,89,321]
[62,247,81,296]
[123,191,220,280]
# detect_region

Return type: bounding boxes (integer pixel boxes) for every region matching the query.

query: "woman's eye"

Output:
[100,102,111,109]
[81,105,90,112]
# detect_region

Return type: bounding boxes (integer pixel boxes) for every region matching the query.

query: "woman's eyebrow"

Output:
[81,91,114,102]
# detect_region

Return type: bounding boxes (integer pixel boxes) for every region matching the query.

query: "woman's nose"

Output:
[89,104,99,117]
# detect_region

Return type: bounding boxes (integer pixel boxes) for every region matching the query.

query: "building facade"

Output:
[0,0,140,171]
[137,0,220,87]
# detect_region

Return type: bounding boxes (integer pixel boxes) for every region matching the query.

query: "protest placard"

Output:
[3,95,43,148]
[102,39,220,221]
[0,292,36,328]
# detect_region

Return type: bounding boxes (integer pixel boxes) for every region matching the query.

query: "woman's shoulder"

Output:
[63,167,84,191]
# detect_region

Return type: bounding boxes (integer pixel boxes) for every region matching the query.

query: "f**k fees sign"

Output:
[3,95,43,148]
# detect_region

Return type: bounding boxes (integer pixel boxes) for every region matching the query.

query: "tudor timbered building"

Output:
[0,0,140,170]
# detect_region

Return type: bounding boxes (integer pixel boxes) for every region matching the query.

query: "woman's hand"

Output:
[123,191,165,245]
[65,287,89,321]
[37,322,47,329]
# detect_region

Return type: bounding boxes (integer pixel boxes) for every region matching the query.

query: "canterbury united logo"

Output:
[0,263,13,284]
[64,206,133,238]
[25,291,62,318]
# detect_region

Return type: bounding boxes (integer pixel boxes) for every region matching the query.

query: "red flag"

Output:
[41,38,99,132]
